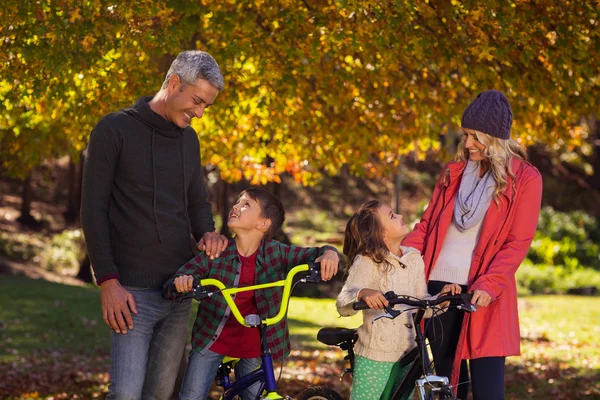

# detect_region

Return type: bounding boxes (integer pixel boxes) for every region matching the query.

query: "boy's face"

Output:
[227,193,270,235]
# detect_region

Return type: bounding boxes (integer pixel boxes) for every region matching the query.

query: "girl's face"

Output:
[462,128,487,161]
[377,204,410,241]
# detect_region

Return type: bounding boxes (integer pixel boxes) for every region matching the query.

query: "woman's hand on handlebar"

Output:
[316,250,339,281]
[174,275,194,293]
[357,289,389,310]
[470,289,492,308]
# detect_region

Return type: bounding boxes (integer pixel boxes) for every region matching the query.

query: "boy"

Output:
[163,188,339,399]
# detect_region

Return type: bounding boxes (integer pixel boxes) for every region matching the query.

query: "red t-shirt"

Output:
[210,250,261,358]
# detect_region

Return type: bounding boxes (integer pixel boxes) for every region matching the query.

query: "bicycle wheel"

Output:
[297,386,344,400]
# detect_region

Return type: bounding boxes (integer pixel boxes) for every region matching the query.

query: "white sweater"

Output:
[429,219,483,285]
[336,247,437,363]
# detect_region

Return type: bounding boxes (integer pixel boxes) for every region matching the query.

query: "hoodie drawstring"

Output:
[181,134,194,241]
[151,129,163,243]
[181,135,188,211]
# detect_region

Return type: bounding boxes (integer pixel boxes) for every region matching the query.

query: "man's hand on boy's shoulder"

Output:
[316,249,339,281]
[197,231,228,260]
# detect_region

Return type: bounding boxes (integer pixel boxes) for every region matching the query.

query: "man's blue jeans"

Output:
[106,286,191,400]
[180,349,262,400]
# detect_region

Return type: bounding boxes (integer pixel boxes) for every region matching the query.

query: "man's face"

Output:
[164,75,219,128]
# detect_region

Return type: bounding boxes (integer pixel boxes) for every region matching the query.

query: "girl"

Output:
[336,200,460,400]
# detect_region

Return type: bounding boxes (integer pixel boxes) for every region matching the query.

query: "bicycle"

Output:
[298,292,476,400]
[169,262,323,400]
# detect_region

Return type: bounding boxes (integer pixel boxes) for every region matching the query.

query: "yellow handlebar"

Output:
[199,263,311,328]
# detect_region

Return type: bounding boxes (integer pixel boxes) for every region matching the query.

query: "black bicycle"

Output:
[298,292,476,400]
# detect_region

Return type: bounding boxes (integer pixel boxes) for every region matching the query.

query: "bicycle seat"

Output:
[317,327,357,346]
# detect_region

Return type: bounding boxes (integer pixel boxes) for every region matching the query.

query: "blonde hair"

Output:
[455,130,527,200]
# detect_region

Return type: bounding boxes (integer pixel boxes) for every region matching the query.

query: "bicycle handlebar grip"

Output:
[352,301,370,310]
[303,262,322,283]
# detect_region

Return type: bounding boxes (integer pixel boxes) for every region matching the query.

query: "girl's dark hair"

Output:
[343,200,394,274]
[240,188,285,238]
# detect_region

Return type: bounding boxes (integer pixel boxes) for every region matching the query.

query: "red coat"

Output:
[403,158,542,388]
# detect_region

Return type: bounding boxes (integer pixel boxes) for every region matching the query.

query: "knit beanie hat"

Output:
[461,90,513,140]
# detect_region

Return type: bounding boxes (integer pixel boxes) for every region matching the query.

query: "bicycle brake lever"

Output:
[372,304,402,323]
[457,293,477,313]
[192,286,209,301]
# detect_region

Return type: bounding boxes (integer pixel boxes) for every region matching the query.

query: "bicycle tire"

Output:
[297,386,344,400]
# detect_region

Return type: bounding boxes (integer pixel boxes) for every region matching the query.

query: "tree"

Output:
[2,0,599,185]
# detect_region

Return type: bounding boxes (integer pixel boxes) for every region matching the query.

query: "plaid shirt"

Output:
[163,239,337,361]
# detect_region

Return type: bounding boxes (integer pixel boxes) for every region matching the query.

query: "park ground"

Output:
[0,266,599,400]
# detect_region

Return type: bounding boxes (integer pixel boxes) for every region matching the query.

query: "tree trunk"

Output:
[64,159,78,223]
[394,159,402,214]
[76,253,94,283]
[219,178,231,237]
[590,117,600,191]
[17,172,39,226]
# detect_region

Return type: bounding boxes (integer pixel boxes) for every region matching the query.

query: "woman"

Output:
[402,90,542,400]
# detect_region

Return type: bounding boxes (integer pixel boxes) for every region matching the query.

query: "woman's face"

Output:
[461,128,487,161]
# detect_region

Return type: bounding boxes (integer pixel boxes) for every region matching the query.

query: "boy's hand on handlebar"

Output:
[174,275,194,293]
[470,289,492,308]
[357,289,388,310]
[316,250,339,281]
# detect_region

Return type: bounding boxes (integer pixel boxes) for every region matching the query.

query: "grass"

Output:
[0,275,109,363]
[1,276,599,399]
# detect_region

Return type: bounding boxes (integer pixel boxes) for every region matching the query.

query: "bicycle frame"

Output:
[349,293,474,400]
[191,263,320,400]
[390,309,454,400]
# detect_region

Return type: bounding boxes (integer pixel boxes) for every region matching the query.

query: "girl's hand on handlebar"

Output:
[440,283,462,295]
[438,283,462,308]
[357,289,388,310]
[316,250,339,281]
[174,275,194,293]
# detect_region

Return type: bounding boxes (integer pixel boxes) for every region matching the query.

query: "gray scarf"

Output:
[453,160,496,232]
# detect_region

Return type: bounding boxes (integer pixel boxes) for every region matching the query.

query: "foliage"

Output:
[0,231,45,262]
[516,261,600,295]
[527,206,600,270]
[39,229,86,273]
[1,1,599,183]
[0,229,85,273]
[0,1,178,178]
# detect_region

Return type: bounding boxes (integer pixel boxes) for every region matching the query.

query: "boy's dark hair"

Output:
[240,188,285,239]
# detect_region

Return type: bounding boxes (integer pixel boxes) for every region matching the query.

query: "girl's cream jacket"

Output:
[336,247,438,363]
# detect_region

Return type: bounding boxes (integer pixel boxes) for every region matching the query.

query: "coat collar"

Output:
[443,157,524,202]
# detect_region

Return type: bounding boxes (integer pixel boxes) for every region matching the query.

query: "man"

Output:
[81,50,228,399]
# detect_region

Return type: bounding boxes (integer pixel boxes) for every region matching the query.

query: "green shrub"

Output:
[39,229,86,273]
[528,207,600,271]
[517,261,600,295]
[0,232,45,262]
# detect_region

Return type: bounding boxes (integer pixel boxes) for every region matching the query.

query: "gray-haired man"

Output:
[81,50,228,399]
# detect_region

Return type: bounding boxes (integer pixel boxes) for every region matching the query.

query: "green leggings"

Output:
[350,356,414,400]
